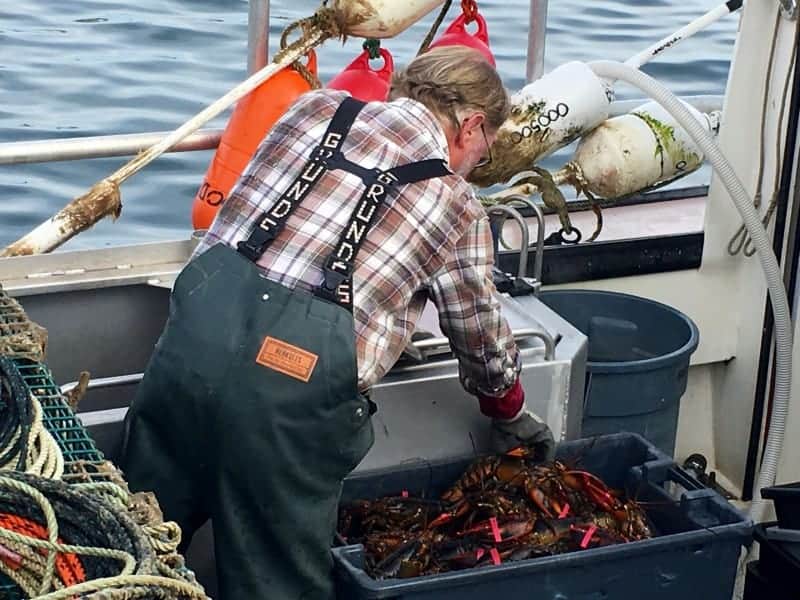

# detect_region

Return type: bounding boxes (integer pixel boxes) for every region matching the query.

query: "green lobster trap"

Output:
[11,357,113,480]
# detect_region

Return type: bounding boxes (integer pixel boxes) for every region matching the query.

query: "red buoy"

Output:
[427,13,495,66]
[327,47,394,102]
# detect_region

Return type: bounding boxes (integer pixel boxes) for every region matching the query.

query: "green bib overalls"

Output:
[121,97,449,599]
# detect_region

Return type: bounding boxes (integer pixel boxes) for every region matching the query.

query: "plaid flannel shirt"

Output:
[194,89,520,396]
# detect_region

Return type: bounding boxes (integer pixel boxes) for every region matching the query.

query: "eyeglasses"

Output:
[474,123,493,169]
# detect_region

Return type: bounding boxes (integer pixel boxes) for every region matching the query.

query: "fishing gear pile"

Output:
[0,356,63,480]
[0,285,47,363]
[0,471,208,599]
[338,449,653,579]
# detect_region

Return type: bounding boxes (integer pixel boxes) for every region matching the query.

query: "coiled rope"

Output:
[0,472,208,599]
[0,357,64,479]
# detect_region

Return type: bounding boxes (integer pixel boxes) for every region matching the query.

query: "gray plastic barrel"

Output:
[539,289,699,456]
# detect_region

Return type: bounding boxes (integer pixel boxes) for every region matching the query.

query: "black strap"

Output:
[237,97,366,262]
[237,95,450,311]
[316,158,450,309]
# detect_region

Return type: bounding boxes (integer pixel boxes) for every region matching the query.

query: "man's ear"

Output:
[454,112,485,149]
[461,112,486,141]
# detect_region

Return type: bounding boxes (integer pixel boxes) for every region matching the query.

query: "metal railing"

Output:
[0,94,725,166]
[527,0,548,82]
[0,0,724,168]
[0,0,533,167]
[0,0,272,167]
[248,0,271,74]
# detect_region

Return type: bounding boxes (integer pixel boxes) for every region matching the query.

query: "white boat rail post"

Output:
[248,0,271,74]
[526,0,548,82]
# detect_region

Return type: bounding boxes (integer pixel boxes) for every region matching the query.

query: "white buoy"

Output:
[569,100,720,199]
[468,61,612,188]
[468,0,741,189]
[326,0,446,38]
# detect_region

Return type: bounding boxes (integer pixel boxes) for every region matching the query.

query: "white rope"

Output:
[0,394,64,480]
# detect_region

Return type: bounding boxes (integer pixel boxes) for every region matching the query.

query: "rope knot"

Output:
[362,38,381,60]
[278,19,322,89]
[461,0,478,22]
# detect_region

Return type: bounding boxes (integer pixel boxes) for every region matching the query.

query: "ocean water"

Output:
[0,0,739,250]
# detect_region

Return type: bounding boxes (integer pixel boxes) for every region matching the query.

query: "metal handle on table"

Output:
[410,327,555,361]
[486,204,529,281]
[62,328,557,395]
[502,194,545,289]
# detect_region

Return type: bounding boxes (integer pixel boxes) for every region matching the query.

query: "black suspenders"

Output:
[237,96,451,311]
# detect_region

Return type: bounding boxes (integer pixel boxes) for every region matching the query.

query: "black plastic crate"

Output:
[753,522,800,594]
[333,433,752,600]
[743,560,792,600]
[10,358,106,470]
[761,482,800,529]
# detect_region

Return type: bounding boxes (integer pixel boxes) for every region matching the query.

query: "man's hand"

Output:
[477,379,556,461]
[489,408,556,461]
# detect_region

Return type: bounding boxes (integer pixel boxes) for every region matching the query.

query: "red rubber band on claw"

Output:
[476,548,486,560]
[489,517,502,542]
[490,547,502,565]
[558,503,570,519]
[580,525,598,549]
[401,490,409,498]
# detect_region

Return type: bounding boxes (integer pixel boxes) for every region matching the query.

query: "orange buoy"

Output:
[327,47,394,102]
[191,51,318,230]
[427,13,495,66]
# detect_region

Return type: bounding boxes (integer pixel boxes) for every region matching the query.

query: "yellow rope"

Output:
[0,475,208,599]
[0,394,64,480]
[0,536,57,597]
[0,477,61,595]
[142,522,182,555]
[0,526,137,577]
[74,481,131,509]
[72,482,183,554]
[32,574,209,600]
[280,19,322,89]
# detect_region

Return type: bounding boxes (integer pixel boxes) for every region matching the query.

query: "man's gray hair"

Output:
[388,46,510,132]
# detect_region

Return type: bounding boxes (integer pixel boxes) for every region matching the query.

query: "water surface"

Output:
[0,0,739,249]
